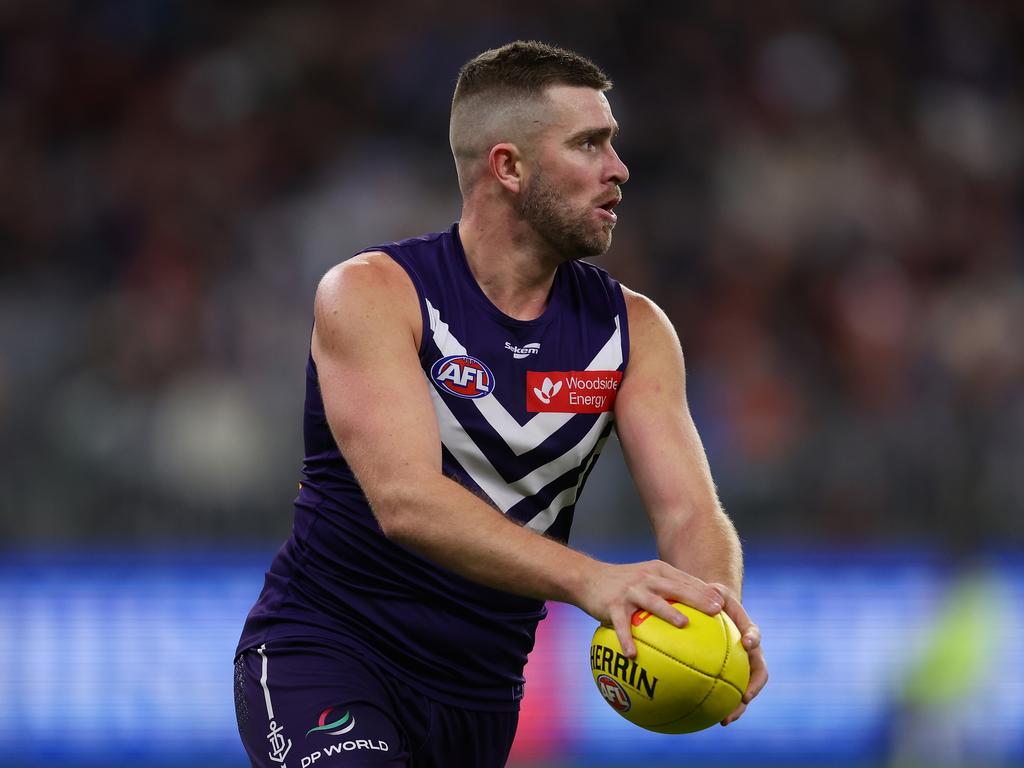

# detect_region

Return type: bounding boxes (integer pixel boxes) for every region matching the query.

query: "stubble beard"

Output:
[519,171,614,260]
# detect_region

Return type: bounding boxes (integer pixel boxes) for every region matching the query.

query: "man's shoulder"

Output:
[319,225,453,299]
[316,250,416,310]
[359,227,450,258]
[619,284,669,325]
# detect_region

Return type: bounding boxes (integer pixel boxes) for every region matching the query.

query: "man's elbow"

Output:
[368,495,410,541]
[365,476,432,543]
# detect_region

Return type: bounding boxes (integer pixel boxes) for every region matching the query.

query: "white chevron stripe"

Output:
[425,299,623,455]
[430,386,611,515]
[524,431,610,533]
[425,300,466,356]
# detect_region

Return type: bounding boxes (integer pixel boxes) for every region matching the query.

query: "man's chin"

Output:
[535,218,613,260]
[584,230,614,258]
[570,239,612,260]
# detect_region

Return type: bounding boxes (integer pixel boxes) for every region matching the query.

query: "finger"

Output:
[661,579,724,616]
[741,623,761,651]
[721,700,747,726]
[744,648,769,703]
[652,565,724,614]
[720,593,753,635]
[610,608,637,659]
[641,596,688,629]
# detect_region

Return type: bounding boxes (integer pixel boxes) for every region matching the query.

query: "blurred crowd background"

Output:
[2,0,1023,549]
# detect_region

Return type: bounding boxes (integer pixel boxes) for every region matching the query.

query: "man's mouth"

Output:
[596,194,621,222]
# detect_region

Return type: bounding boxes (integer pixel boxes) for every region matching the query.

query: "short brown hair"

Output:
[449,42,612,195]
[453,41,612,106]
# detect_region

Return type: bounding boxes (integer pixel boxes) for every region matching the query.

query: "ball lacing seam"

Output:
[639,613,743,728]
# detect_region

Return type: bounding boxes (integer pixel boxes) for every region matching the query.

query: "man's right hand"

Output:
[576,560,725,658]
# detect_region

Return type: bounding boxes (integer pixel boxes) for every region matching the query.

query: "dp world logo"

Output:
[306,708,356,737]
[596,674,631,712]
[431,355,494,399]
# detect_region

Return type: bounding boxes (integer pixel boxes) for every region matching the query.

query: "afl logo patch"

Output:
[431,355,495,399]
[596,674,632,712]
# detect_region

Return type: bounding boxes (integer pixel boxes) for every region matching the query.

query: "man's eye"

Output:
[581,139,597,150]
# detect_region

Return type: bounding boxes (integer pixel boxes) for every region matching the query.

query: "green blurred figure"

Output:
[888,562,1006,768]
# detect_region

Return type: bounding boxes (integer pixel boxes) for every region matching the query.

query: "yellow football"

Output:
[590,602,750,734]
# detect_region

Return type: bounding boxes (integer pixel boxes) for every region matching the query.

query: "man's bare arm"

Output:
[311,253,724,647]
[614,286,768,723]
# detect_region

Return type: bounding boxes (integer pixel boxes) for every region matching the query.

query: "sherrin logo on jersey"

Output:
[431,355,495,399]
[526,370,623,413]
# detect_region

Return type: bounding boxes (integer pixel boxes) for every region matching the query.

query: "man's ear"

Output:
[488,143,524,194]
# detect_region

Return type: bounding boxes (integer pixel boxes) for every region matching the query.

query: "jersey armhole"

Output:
[358,247,431,361]
[611,281,631,372]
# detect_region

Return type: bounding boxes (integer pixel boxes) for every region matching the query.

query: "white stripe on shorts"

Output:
[256,643,275,720]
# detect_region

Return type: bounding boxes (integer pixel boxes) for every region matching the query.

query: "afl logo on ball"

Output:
[596,674,632,712]
[431,355,495,399]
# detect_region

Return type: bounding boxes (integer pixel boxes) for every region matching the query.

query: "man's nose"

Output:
[607,147,629,185]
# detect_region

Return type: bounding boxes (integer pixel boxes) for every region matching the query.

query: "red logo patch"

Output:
[526,371,622,413]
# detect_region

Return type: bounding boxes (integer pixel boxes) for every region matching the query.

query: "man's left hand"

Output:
[708,583,768,726]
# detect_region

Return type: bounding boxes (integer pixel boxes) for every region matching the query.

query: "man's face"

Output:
[519,85,630,260]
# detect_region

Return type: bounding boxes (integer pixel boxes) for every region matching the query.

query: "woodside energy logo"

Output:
[526,371,622,413]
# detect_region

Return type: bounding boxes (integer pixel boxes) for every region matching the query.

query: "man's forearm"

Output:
[369,466,735,658]
[373,469,598,606]
[655,507,744,598]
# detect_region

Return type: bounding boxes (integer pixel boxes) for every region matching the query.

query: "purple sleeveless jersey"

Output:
[237,224,630,710]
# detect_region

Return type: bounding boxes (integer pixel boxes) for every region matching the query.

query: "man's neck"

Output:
[458,207,562,322]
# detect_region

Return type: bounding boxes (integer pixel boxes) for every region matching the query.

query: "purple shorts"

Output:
[234,640,519,768]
